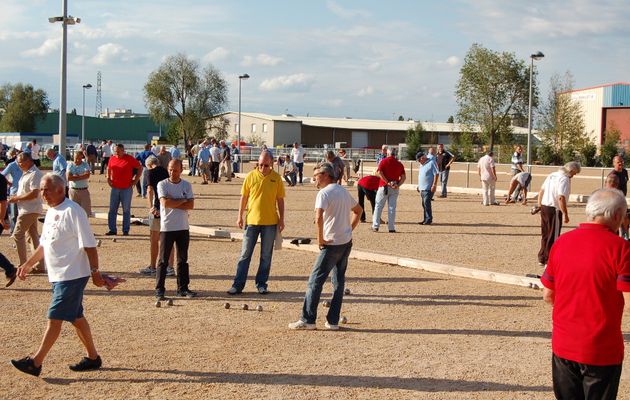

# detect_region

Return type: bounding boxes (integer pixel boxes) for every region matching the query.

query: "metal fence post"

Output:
[410,161,414,185]
[601,167,605,188]
[466,162,470,188]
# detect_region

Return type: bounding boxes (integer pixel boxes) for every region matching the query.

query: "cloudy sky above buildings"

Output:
[1,0,629,122]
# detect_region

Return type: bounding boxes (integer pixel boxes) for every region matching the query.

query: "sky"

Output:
[1,0,629,123]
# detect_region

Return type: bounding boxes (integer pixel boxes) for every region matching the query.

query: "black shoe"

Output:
[105,231,116,236]
[290,238,300,245]
[156,292,166,301]
[5,270,17,288]
[122,232,129,236]
[299,238,311,244]
[69,356,102,372]
[10,356,41,377]
[389,230,396,233]
[176,290,197,298]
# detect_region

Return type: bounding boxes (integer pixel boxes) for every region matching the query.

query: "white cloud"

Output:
[357,86,374,97]
[241,53,284,67]
[203,47,231,63]
[326,0,371,19]
[91,43,129,65]
[438,56,460,67]
[367,62,381,72]
[20,38,60,57]
[325,99,343,107]
[259,73,314,92]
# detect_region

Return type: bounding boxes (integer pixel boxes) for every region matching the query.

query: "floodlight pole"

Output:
[527,51,544,166]
[82,84,92,147]
[238,73,249,167]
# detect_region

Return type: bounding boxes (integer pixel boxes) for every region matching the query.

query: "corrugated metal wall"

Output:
[605,84,630,107]
[571,87,604,144]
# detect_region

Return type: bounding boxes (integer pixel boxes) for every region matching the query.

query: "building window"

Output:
[251,123,256,133]
[235,124,239,133]
[262,123,268,133]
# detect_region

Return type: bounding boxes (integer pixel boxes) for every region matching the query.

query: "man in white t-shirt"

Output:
[31,139,41,167]
[99,140,112,175]
[537,162,581,266]
[155,159,196,299]
[11,173,106,377]
[291,142,306,185]
[289,162,362,330]
[477,151,498,206]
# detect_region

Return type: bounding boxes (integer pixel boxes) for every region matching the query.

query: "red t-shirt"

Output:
[376,157,405,187]
[357,175,380,191]
[108,154,141,189]
[541,223,630,365]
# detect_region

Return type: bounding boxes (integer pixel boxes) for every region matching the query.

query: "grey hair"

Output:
[585,188,627,221]
[17,152,32,162]
[41,172,65,190]
[146,155,159,167]
[387,147,397,158]
[561,161,581,176]
[317,162,336,179]
[259,150,273,162]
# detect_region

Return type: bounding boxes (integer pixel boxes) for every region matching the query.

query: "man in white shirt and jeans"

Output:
[11,173,106,377]
[291,142,306,185]
[289,162,362,330]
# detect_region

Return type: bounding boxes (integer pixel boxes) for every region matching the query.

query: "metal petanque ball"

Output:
[112,238,117,243]
[166,299,173,306]
[322,300,331,308]
[344,288,351,295]
[224,302,231,309]
[155,301,161,308]
[242,304,249,310]
[340,316,348,324]
[256,305,263,312]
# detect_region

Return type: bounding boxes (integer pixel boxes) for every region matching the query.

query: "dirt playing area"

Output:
[1,171,629,399]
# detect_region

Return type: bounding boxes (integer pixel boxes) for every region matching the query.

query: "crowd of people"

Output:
[1,137,629,398]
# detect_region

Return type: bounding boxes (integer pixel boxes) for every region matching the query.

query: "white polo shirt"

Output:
[17,165,43,214]
[541,170,571,209]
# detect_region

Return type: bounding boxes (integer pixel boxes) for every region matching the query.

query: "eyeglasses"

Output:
[259,164,271,168]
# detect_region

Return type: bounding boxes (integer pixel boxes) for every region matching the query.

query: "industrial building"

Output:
[565,82,630,147]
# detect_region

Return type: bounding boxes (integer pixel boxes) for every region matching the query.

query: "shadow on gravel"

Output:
[44,368,552,393]
[343,327,551,339]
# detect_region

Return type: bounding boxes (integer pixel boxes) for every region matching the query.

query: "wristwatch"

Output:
[90,267,99,273]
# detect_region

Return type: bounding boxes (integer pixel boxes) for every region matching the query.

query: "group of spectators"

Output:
[187,138,238,184]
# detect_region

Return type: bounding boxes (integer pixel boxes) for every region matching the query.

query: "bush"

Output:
[579,142,597,167]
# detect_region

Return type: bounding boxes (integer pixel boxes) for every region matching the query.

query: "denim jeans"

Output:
[372,186,399,231]
[232,224,277,290]
[420,190,434,224]
[284,172,297,186]
[232,161,239,174]
[295,162,304,183]
[439,169,450,197]
[141,167,149,197]
[301,241,352,325]
[108,186,133,234]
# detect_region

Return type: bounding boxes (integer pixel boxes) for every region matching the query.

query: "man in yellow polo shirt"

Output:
[228,151,285,295]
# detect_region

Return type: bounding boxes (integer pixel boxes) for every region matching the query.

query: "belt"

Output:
[71,187,88,190]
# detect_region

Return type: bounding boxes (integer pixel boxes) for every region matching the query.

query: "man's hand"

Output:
[563,214,570,224]
[278,219,285,233]
[237,215,244,229]
[107,178,113,188]
[17,264,32,280]
[430,184,436,193]
[91,271,106,287]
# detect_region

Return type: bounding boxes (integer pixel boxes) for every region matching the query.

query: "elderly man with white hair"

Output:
[541,188,630,399]
[537,161,581,266]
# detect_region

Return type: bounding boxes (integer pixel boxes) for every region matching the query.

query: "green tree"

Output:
[600,128,621,167]
[446,115,454,123]
[538,72,588,164]
[397,115,404,121]
[0,83,49,132]
[144,53,228,147]
[455,43,534,151]
[405,123,426,160]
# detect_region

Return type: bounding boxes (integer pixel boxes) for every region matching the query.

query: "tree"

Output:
[446,115,454,123]
[538,72,588,163]
[144,53,228,147]
[208,116,230,141]
[600,127,621,167]
[404,123,426,160]
[0,83,49,132]
[455,43,534,151]
[397,115,404,121]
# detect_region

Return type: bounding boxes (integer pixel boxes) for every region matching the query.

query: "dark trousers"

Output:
[538,205,562,264]
[552,354,622,400]
[421,190,434,224]
[100,157,110,174]
[0,252,16,277]
[295,162,304,183]
[155,230,190,293]
[210,162,220,182]
[357,185,376,222]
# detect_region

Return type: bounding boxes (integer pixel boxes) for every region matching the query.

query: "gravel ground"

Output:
[1,173,629,400]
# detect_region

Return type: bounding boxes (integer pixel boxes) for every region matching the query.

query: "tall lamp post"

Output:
[49,0,81,158]
[527,51,544,167]
[238,73,249,168]
[81,83,92,148]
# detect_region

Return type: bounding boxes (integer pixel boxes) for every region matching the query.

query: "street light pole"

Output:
[527,51,544,167]
[82,83,92,148]
[49,0,81,159]
[238,73,249,168]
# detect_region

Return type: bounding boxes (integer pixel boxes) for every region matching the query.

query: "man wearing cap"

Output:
[416,151,439,225]
[372,147,405,233]
[288,162,362,330]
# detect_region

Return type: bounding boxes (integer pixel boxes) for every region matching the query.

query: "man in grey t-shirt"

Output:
[155,159,195,299]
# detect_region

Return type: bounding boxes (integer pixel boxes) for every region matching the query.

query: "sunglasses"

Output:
[259,164,271,168]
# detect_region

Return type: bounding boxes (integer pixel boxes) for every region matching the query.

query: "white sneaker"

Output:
[288,320,316,330]
[166,266,175,276]
[324,321,339,330]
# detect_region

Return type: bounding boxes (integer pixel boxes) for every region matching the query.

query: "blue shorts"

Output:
[48,276,89,322]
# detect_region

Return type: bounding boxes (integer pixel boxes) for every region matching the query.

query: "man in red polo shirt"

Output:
[356,175,380,223]
[541,188,630,399]
[106,144,141,236]
[371,148,405,233]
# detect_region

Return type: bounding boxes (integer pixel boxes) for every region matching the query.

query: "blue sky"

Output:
[1,0,629,122]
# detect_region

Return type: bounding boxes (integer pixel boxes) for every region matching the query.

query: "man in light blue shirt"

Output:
[169,146,181,160]
[416,151,439,225]
[2,153,22,232]
[46,148,67,188]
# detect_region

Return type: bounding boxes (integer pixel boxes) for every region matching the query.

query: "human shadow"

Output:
[43,368,552,393]
[343,327,551,339]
